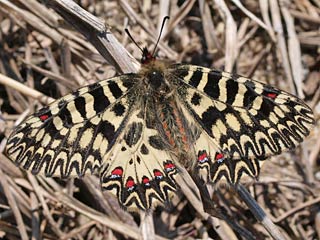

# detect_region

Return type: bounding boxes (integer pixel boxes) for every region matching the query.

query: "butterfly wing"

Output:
[172,64,314,183]
[6,74,137,178]
[6,61,314,209]
[100,108,178,211]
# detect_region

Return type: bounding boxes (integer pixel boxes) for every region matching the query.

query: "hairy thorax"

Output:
[138,60,173,97]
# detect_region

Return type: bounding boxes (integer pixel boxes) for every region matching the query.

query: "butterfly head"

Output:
[141,47,155,64]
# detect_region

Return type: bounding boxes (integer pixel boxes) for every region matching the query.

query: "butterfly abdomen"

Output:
[156,98,194,164]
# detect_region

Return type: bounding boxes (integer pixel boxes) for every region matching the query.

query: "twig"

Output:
[289,9,320,24]
[281,3,304,98]
[55,192,167,240]
[30,192,40,240]
[231,0,273,33]
[27,174,64,237]
[198,0,222,52]
[60,220,97,240]
[46,0,139,74]
[214,0,238,71]
[140,211,156,240]
[20,58,78,88]
[269,0,295,94]
[236,184,285,240]
[0,73,55,104]
[274,196,320,223]
[176,167,255,239]
[0,169,29,240]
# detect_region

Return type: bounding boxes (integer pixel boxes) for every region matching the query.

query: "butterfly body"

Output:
[6,50,314,210]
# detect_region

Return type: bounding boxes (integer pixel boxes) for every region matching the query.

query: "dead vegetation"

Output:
[0,0,319,239]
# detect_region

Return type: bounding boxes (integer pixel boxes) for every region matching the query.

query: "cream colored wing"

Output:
[171,64,314,183]
[6,74,137,178]
[100,109,178,211]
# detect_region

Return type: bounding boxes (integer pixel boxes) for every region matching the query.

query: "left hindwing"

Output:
[100,108,178,211]
[172,64,314,182]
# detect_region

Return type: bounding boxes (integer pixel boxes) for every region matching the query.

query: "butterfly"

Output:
[6,18,314,211]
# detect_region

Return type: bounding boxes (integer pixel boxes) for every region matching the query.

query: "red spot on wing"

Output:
[111,167,123,177]
[164,162,175,172]
[39,114,49,121]
[215,153,224,160]
[266,93,277,99]
[154,170,163,178]
[126,178,135,188]
[198,152,208,162]
[142,177,150,185]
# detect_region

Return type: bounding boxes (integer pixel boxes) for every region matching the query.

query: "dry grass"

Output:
[0,0,319,239]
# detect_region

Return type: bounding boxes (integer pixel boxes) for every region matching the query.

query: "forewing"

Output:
[173,64,314,183]
[100,109,178,211]
[6,74,137,178]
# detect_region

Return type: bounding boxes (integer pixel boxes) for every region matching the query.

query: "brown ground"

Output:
[0,0,319,239]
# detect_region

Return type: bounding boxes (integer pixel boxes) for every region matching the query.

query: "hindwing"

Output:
[100,108,178,210]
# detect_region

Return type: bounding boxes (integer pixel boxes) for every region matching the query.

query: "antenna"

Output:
[125,28,144,53]
[152,16,170,56]
[124,16,170,64]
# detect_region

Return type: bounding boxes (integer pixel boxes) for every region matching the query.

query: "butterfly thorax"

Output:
[139,59,174,99]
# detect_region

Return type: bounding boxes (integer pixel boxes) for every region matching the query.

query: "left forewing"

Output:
[6,75,136,178]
